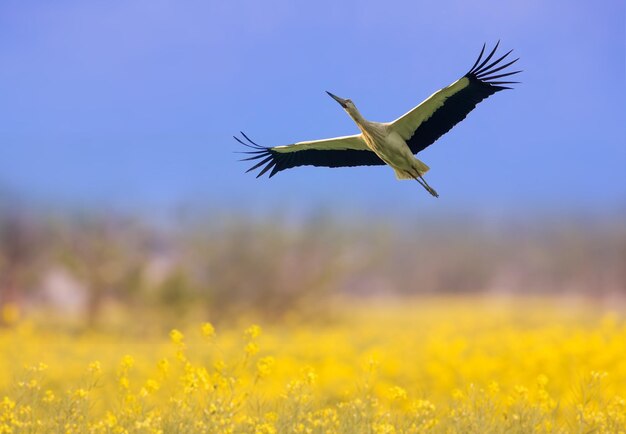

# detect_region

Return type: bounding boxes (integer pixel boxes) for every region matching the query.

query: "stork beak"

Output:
[326,91,348,108]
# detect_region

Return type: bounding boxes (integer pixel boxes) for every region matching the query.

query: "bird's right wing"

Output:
[389,42,520,155]
[235,132,384,178]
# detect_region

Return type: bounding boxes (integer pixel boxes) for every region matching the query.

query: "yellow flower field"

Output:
[1,297,625,433]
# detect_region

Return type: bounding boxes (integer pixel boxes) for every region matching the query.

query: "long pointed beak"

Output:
[326,91,348,108]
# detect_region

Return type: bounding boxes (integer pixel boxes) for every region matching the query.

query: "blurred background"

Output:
[1,0,624,329]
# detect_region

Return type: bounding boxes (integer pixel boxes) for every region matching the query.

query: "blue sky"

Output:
[0,0,624,216]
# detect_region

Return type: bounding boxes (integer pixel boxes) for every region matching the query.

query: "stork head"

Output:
[326,91,357,113]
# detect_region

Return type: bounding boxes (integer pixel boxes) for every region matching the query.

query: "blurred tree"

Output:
[179,215,352,319]
[0,209,42,326]
[56,215,148,326]
[0,204,623,326]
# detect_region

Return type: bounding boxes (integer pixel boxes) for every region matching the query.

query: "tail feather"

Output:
[393,169,414,180]
[393,159,430,180]
[414,159,430,174]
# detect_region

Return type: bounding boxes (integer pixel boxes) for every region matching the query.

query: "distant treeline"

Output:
[1,207,624,325]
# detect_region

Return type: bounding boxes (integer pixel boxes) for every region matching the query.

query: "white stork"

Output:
[236,42,520,197]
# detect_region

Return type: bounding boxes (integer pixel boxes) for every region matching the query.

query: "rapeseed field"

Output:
[1,297,625,433]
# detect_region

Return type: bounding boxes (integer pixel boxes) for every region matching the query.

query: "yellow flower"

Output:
[42,390,55,403]
[145,379,160,393]
[411,399,435,413]
[25,362,48,372]
[514,385,530,399]
[1,396,15,410]
[488,381,500,395]
[175,349,187,363]
[169,329,184,345]
[264,412,278,423]
[1,298,625,433]
[245,342,259,356]
[302,366,317,386]
[254,422,277,434]
[120,354,135,370]
[119,377,130,389]
[245,325,262,340]
[201,322,215,338]
[104,411,118,428]
[256,356,275,378]
[88,361,102,375]
[73,388,89,399]
[157,358,170,376]
[389,385,408,401]
[373,422,396,434]
[19,379,38,390]
[590,370,608,382]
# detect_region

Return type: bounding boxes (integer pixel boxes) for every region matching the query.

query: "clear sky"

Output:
[1,0,624,216]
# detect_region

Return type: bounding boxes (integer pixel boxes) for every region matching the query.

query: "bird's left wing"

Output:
[390,42,520,155]
[236,132,384,178]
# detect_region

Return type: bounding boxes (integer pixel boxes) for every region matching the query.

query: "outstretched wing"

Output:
[236,132,384,178]
[390,42,521,154]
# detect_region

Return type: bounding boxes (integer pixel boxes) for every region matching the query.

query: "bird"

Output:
[236,42,520,198]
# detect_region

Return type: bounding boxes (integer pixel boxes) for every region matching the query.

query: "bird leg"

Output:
[415,175,439,198]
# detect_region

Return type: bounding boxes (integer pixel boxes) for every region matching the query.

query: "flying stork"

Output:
[236,42,520,197]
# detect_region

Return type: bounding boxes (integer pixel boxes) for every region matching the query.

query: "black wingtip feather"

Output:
[268,164,281,178]
[239,153,269,162]
[475,53,517,78]
[233,133,278,178]
[234,135,253,148]
[479,70,522,81]
[234,132,265,150]
[468,43,487,74]
[240,131,263,148]
[472,40,500,74]
[467,42,521,90]
[256,161,276,178]
[477,48,513,73]
[488,81,521,85]
[245,155,274,173]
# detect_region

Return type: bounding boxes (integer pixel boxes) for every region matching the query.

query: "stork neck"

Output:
[347,108,368,132]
